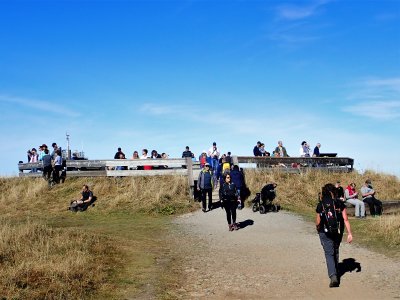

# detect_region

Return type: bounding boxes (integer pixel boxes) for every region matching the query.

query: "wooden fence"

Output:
[18,156,354,193]
[18,156,354,177]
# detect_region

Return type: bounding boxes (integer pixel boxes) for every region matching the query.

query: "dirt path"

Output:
[169,206,400,299]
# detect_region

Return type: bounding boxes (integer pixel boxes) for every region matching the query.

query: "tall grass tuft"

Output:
[0,220,116,299]
[0,176,194,216]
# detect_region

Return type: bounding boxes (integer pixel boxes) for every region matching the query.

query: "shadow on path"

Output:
[238,219,254,229]
[338,258,362,279]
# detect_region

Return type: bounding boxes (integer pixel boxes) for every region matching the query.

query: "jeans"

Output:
[346,198,365,217]
[319,232,342,278]
[211,158,218,170]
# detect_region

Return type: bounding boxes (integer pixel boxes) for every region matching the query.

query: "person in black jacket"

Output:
[253,141,262,156]
[69,185,96,212]
[219,173,240,231]
[334,181,345,200]
[316,183,353,288]
[230,165,244,207]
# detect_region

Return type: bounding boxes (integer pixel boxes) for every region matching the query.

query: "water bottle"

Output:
[237,201,242,210]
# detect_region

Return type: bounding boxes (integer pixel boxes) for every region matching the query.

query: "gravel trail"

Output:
[170,206,400,299]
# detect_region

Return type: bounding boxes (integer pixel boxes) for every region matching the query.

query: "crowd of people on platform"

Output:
[253,140,322,158]
[111,147,169,170]
[25,142,65,185]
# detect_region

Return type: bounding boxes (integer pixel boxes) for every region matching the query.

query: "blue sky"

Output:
[0,0,399,177]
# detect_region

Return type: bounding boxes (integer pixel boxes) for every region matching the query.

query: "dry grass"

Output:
[0,176,196,299]
[0,220,115,300]
[244,169,400,211]
[0,170,398,298]
[0,176,194,216]
[367,214,400,246]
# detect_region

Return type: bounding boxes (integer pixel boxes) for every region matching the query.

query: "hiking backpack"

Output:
[321,198,340,234]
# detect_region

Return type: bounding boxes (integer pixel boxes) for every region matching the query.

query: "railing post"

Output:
[186,157,194,198]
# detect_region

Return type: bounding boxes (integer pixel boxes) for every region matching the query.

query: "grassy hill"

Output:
[1,170,399,299]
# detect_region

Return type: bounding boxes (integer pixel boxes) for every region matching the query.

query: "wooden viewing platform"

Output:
[18,156,353,193]
[18,156,354,175]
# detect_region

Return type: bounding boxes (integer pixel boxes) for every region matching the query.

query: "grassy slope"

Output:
[0,176,195,299]
[0,170,399,298]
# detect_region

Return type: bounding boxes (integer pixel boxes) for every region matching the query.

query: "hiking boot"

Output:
[329,275,339,288]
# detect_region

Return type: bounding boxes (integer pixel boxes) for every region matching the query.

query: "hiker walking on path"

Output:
[197,163,213,212]
[316,183,353,288]
[219,173,240,231]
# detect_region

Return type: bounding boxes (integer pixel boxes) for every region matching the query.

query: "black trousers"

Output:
[201,188,212,210]
[42,166,52,181]
[53,165,62,183]
[223,201,237,225]
[363,196,382,216]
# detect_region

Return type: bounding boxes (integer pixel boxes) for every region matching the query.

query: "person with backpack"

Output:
[230,165,244,207]
[219,173,240,231]
[316,183,353,288]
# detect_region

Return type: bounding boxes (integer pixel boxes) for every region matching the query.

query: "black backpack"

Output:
[321,198,340,234]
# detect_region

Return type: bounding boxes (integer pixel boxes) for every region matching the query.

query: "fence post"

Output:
[186,157,194,198]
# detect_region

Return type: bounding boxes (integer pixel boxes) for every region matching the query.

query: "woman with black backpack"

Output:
[316,183,353,288]
[219,173,240,231]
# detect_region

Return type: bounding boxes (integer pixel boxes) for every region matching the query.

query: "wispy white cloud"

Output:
[342,77,400,121]
[139,101,319,137]
[364,78,400,92]
[0,94,80,118]
[276,0,331,21]
[343,100,400,121]
[139,103,193,116]
[266,1,332,47]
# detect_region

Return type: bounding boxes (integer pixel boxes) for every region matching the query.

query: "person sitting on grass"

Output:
[69,185,96,212]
